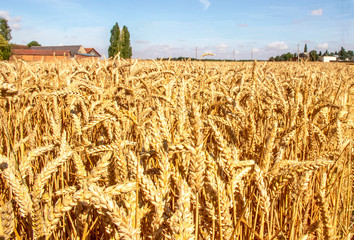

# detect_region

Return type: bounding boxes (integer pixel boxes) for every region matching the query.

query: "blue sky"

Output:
[1,0,353,59]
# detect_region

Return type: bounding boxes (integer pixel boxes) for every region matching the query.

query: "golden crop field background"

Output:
[0,59,353,240]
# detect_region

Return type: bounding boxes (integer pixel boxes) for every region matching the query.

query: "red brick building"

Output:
[11,49,71,61]
[11,45,101,61]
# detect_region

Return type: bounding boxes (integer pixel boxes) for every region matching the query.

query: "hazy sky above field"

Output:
[1,0,354,60]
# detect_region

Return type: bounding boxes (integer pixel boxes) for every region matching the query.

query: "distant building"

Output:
[11,49,71,61]
[319,56,337,62]
[84,48,101,58]
[30,45,87,57]
[11,45,101,61]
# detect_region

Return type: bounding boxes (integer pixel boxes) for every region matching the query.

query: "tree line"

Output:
[0,18,132,60]
[269,44,354,61]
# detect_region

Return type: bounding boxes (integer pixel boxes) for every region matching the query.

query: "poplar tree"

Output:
[108,22,120,58]
[120,26,132,59]
[304,44,308,53]
[108,22,132,59]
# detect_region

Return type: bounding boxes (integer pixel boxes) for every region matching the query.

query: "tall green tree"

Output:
[309,50,318,61]
[0,18,11,41]
[0,34,11,60]
[120,25,132,59]
[27,41,41,47]
[108,22,120,58]
[0,19,12,60]
[338,47,347,60]
[304,43,308,53]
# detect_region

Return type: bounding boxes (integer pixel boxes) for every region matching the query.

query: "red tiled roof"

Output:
[84,48,101,57]
[31,45,84,55]
[11,44,29,49]
[12,49,71,56]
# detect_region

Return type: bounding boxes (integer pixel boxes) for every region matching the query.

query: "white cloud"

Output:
[311,9,323,16]
[0,11,22,30]
[202,50,213,55]
[0,11,10,20]
[198,0,210,10]
[11,23,22,30]
[317,43,328,49]
[134,43,193,59]
[215,43,228,52]
[200,43,229,57]
[134,43,230,59]
[135,40,150,44]
[266,41,288,51]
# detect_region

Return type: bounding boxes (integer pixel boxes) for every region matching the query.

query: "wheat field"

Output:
[0,58,352,240]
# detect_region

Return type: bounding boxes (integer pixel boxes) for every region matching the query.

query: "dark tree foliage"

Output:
[0,20,11,60]
[309,50,318,61]
[269,52,295,61]
[108,22,120,58]
[0,18,11,41]
[120,26,132,59]
[108,22,132,59]
[27,41,41,47]
[338,47,347,60]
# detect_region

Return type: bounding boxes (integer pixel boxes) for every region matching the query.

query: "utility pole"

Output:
[233,49,235,60]
[196,47,198,59]
[297,44,299,63]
